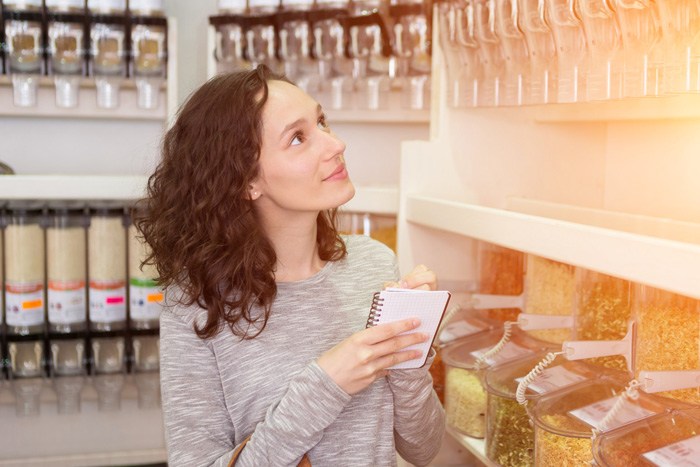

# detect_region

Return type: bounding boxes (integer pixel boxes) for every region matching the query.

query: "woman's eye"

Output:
[290,133,304,146]
[317,115,329,130]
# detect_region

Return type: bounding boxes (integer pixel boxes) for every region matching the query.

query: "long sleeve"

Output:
[160,310,353,467]
[387,348,446,467]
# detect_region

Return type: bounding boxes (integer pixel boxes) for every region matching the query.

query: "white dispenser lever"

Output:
[517,313,574,331]
[639,370,700,394]
[471,292,525,310]
[562,321,635,372]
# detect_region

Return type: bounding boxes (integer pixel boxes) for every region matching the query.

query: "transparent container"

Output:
[3,0,44,107]
[5,202,45,336]
[532,377,674,467]
[311,0,352,110]
[573,268,632,372]
[88,205,127,332]
[443,327,548,439]
[389,0,431,110]
[92,336,126,411]
[576,0,623,101]
[87,0,128,108]
[476,241,524,322]
[593,408,700,466]
[523,254,576,344]
[278,0,319,95]
[47,205,88,334]
[517,0,557,104]
[633,285,700,405]
[50,337,86,413]
[211,0,250,74]
[246,0,281,72]
[128,221,162,330]
[437,0,480,108]
[473,0,504,107]
[8,340,45,416]
[129,0,167,109]
[654,0,700,94]
[346,0,393,110]
[494,0,529,106]
[545,0,588,103]
[46,0,87,108]
[132,334,160,408]
[613,0,662,98]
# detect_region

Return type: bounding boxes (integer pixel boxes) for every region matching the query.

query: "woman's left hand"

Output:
[385,264,437,291]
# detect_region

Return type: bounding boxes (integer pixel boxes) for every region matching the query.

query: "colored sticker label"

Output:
[89,281,126,323]
[48,280,87,325]
[5,282,44,327]
[129,282,164,322]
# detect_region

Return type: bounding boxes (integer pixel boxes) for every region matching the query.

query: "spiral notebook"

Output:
[365,288,452,369]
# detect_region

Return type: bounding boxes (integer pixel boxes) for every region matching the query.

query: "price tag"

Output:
[643,434,700,466]
[439,319,485,344]
[568,396,655,431]
[470,341,533,366]
[516,365,588,395]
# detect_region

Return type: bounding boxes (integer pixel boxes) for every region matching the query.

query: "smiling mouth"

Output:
[323,164,347,181]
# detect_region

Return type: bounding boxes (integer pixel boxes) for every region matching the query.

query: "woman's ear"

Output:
[249,185,262,201]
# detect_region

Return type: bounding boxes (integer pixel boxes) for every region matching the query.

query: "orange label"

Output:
[147,293,164,303]
[22,299,43,310]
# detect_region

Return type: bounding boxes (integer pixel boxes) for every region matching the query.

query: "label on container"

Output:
[89,280,126,323]
[438,319,485,344]
[470,341,534,367]
[515,365,588,395]
[129,278,164,322]
[5,282,44,327]
[643,434,700,466]
[48,280,87,324]
[568,396,655,432]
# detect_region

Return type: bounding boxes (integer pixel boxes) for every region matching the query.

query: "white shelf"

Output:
[404,194,700,300]
[0,175,147,201]
[326,107,429,124]
[342,186,398,215]
[445,426,497,467]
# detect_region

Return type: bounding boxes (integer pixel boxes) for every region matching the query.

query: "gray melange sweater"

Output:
[160,235,445,467]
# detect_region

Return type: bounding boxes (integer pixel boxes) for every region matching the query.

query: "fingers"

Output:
[400,264,438,291]
[373,349,423,371]
[362,318,421,344]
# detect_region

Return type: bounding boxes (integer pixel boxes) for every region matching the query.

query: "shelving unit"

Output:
[445,427,498,467]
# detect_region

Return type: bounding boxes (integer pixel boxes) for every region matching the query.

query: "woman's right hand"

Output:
[317,319,428,395]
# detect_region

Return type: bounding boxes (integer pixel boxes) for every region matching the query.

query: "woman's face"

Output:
[251,80,355,219]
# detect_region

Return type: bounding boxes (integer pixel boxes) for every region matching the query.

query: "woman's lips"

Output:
[324,165,348,181]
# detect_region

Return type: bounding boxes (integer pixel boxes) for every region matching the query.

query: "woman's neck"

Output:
[263,215,325,282]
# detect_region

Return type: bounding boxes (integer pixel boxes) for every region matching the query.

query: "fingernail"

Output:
[413,319,421,327]
[399,280,408,288]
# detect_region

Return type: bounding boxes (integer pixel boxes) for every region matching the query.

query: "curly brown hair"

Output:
[134,65,347,340]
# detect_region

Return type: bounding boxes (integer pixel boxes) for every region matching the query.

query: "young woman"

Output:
[136,65,445,466]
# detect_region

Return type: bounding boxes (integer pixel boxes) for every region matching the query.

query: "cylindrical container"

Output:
[573,268,632,372]
[88,206,127,332]
[593,408,700,467]
[46,0,87,108]
[278,0,318,94]
[654,1,700,94]
[129,0,167,109]
[50,337,86,413]
[544,0,588,103]
[246,0,281,72]
[517,0,557,104]
[5,202,45,336]
[211,0,250,74]
[523,254,576,344]
[633,285,700,405]
[87,0,128,108]
[473,0,504,107]
[8,339,45,416]
[47,205,88,334]
[92,336,126,410]
[532,377,673,467]
[493,0,529,106]
[476,241,524,322]
[128,220,162,330]
[3,0,44,107]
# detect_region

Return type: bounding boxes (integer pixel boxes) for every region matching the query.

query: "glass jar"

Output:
[545,0,588,103]
[91,335,126,411]
[532,377,673,466]
[8,339,45,416]
[593,408,700,466]
[5,202,45,336]
[523,254,576,344]
[129,0,167,109]
[88,0,128,108]
[50,336,87,414]
[517,0,557,104]
[278,0,318,94]
[473,0,504,107]
[47,204,88,334]
[476,241,524,322]
[3,0,44,106]
[211,0,250,74]
[573,268,632,372]
[88,205,127,332]
[493,0,529,106]
[655,1,700,94]
[633,284,700,405]
[128,219,162,330]
[246,0,281,72]
[46,0,87,108]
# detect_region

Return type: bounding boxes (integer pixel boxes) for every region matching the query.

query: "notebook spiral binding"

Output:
[365,292,385,328]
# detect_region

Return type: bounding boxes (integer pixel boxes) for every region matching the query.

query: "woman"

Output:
[136,65,445,466]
